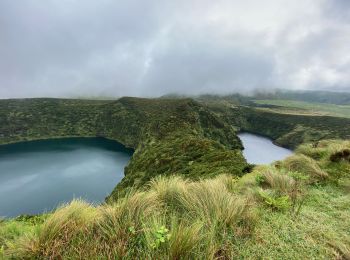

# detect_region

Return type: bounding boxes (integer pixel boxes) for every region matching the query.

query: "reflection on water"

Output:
[238,133,292,164]
[0,138,132,218]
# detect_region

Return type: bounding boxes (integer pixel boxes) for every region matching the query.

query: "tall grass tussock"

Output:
[4,176,256,259]
[280,154,328,182]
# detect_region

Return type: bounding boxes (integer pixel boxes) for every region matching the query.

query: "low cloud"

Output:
[0,0,349,98]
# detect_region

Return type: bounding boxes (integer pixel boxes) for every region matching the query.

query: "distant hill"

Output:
[162,89,350,105]
[253,89,350,105]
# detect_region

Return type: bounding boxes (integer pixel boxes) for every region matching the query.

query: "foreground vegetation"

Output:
[1,139,349,259]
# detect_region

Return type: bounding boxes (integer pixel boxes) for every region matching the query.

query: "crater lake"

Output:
[0,138,133,218]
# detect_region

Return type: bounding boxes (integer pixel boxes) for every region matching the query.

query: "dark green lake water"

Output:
[0,138,133,218]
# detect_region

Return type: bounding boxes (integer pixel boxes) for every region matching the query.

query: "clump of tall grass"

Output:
[252,166,306,214]
[179,178,256,257]
[94,190,162,258]
[296,143,329,160]
[297,140,350,163]
[148,175,254,233]
[148,175,188,211]
[148,175,257,257]
[6,200,98,259]
[281,154,328,182]
[167,219,203,259]
[6,176,256,259]
[258,167,296,194]
[0,218,41,259]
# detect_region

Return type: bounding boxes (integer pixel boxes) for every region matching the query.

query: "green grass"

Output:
[1,140,349,259]
[254,99,350,118]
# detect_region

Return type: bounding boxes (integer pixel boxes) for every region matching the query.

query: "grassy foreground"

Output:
[1,140,349,259]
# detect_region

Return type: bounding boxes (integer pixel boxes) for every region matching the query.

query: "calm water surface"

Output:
[238,133,292,164]
[0,138,133,217]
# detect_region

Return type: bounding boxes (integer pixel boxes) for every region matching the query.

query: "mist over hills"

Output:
[1,1,350,98]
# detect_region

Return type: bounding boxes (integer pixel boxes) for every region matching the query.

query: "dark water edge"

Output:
[238,132,292,165]
[0,138,133,218]
[0,137,134,156]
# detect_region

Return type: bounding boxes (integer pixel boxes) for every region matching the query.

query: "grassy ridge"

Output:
[108,133,247,200]
[1,140,349,259]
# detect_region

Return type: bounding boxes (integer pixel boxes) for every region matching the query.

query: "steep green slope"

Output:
[0,97,247,198]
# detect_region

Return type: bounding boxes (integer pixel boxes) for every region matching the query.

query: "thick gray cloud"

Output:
[0,0,349,98]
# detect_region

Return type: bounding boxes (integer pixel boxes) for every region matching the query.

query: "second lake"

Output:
[238,133,292,164]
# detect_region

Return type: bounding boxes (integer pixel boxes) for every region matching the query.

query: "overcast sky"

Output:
[0,0,349,98]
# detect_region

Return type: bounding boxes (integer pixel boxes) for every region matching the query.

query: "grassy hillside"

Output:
[1,140,349,259]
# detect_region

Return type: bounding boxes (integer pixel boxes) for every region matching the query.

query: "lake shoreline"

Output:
[238,132,292,164]
[0,137,132,218]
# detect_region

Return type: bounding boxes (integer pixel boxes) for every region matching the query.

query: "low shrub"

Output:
[330,148,350,162]
[256,189,291,211]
